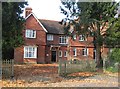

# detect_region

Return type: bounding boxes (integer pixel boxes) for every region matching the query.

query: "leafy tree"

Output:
[2,2,28,59]
[60,1,118,67]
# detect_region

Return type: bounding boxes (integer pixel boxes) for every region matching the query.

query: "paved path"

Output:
[43,74,118,87]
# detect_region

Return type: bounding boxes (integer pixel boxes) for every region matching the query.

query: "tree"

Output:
[60,1,118,67]
[2,2,28,59]
[105,14,120,48]
[105,4,120,64]
[109,48,120,62]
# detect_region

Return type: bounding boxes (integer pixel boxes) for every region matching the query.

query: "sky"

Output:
[23,0,120,21]
[24,0,66,21]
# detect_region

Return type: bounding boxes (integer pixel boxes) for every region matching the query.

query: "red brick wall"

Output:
[69,36,94,47]
[46,34,94,61]
[14,12,109,64]
[37,45,46,63]
[58,46,68,61]
[47,34,61,45]
[45,46,51,63]
[24,15,46,45]
[68,47,94,60]
[14,46,24,63]
[14,14,46,63]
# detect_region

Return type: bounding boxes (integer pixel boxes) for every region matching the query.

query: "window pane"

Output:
[79,35,85,41]
[47,34,53,41]
[26,30,36,38]
[59,51,62,57]
[64,51,67,57]
[59,36,67,44]
[73,48,76,56]
[24,46,37,58]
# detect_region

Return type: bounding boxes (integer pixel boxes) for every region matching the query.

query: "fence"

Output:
[58,59,96,76]
[2,59,14,79]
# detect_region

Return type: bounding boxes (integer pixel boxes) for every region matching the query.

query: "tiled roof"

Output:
[39,19,64,34]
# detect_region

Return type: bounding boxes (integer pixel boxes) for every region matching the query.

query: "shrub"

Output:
[109,48,120,62]
[106,66,118,73]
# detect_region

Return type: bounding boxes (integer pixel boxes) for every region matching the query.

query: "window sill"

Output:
[24,57,37,59]
[47,40,53,41]
[79,40,85,42]
[83,55,88,56]
[26,37,36,39]
[73,55,77,57]
[59,43,68,45]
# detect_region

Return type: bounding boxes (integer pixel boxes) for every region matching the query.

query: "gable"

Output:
[25,13,48,32]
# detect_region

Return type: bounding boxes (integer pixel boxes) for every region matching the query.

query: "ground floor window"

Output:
[64,51,67,57]
[59,50,62,57]
[82,48,88,56]
[73,48,77,56]
[24,46,37,58]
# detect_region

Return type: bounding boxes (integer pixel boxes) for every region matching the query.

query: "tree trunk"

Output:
[96,22,102,67]
[96,43,101,67]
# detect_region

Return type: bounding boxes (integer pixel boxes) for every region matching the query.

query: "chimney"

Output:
[25,7,32,17]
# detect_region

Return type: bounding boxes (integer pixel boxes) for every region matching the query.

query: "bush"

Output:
[106,66,118,73]
[109,48,120,62]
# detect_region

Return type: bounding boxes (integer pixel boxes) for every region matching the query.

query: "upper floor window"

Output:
[47,34,53,41]
[24,46,37,58]
[79,35,86,41]
[82,48,88,56]
[73,35,77,40]
[73,48,77,56]
[59,36,68,44]
[26,29,36,38]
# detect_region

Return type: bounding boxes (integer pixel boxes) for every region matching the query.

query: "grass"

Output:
[106,66,118,73]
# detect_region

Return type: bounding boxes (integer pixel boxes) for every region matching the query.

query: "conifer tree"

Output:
[2,2,28,59]
[60,1,118,67]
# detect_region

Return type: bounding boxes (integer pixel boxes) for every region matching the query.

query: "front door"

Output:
[51,51,56,62]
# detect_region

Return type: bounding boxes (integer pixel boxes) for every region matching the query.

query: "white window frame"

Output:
[73,35,77,40]
[59,50,62,57]
[47,34,53,41]
[24,46,37,58]
[25,29,36,38]
[82,48,88,56]
[59,36,68,44]
[79,35,85,41]
[73,48,77,56]
[109,48,113,53]
[64,51,67,57]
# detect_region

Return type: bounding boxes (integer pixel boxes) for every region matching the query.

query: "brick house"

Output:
[14,8,108,63]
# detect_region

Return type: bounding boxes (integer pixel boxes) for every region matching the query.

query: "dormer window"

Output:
[47,34,53,41]
[73,35,77,40]
[25,29,36,38]
[79,35,86,41]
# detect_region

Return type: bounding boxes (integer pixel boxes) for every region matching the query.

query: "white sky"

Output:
[23,0,120,21]
[23,0,65,21]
